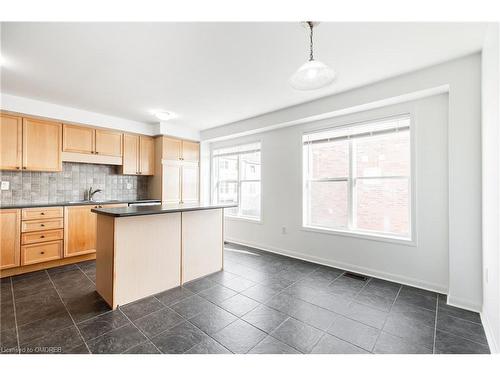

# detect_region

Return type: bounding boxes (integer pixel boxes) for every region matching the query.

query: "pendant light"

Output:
[290,21,336,90]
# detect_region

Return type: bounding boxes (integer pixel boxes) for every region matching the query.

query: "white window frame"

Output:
[302,114,415,244]
[211,142,262,221]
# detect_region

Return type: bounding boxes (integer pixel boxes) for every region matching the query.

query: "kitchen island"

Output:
[92,202,236,309]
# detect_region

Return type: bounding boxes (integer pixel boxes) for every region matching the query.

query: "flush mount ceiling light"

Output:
[290,21,336,91]
[152,110,176,121]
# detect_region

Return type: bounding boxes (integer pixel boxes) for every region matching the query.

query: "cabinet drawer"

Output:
[22,207,63,220]
[21,229,64,245]
[21,240,62,265]
[21,218,63,232]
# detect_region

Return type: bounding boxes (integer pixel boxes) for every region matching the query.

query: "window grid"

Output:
[304,120,411,240]
[212,144,261,220]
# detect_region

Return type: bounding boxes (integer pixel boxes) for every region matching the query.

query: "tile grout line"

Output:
[432,295,439,354]
[45,269,92,354]
[75,263,96,286]
[370,284,402,353]
[9,277,21,354]
[118,306,164,354]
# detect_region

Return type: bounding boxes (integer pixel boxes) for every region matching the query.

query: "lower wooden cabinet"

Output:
[21,240,62,266]
[0,209,21,270]
[64,205,98,257]
[64,204,127,258]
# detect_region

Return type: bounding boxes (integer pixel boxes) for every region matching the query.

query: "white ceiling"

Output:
[0,22,488,130]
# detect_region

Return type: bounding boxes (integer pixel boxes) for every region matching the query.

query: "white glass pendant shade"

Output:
[290,59,336,90]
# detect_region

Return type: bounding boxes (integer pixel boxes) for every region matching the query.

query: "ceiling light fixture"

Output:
[153,111,175,121]
[290,21,336,91]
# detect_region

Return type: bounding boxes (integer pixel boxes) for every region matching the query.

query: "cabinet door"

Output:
[139,136,155,175]
[181,141,200,162]
[95,129,123,157]
[63,124,94,154]
[181,164,199,203]
[162,163,182,203]
[0,114,22,170]
[0,209,21,269]
[162,137,182,161]
[23,118,62,171]
[122,134,139,175]
[64,205,97,257]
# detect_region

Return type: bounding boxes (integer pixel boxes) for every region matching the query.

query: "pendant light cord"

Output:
[308,21,314,61]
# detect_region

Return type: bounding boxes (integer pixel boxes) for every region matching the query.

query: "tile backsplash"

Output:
[0,162,150,206]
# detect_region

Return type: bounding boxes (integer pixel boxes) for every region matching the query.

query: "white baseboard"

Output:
[447,295,482,313]
[226,237,448,295]
[481,312,499,354]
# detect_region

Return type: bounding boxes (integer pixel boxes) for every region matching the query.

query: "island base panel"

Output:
[182,208,224,283]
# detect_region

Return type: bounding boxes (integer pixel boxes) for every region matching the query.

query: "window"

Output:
[303,116,412,240]
[212,142,261,220]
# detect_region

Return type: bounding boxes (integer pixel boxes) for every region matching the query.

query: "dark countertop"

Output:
[91,202,238,217]
[0,199,161,209]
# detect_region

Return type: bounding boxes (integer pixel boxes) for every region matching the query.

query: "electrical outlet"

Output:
[485,268,489,283]
[281,226,287,234]
[126,183,132,190]
[1,181,10,191]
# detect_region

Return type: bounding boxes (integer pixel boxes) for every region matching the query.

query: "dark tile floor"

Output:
[0,242,490,354]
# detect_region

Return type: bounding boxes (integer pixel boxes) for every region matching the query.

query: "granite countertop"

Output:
[0,199,161,209]
[91,202,238,217]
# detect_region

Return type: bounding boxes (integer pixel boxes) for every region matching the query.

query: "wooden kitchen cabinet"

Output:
[139,136,155,175]
[121,134,154,175]
[64,203,128,258]
[64,205,97,257]
[162,137,182,161]
[63,124,94,154]
[161,161,199,204]
[23,118,62,171]
[63,124,122,157]
[1,115,61,172]
[95,129,122,157]
[162,163,182,204]
[181,163,199,203]
[0,114,23,170]
[181,141,200,162]
[162,137,199,162]
[21,240,62,266]
[122,134,139,175]
[0,209,21,270]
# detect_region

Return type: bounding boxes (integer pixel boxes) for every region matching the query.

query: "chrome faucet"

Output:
[87,187,102,202]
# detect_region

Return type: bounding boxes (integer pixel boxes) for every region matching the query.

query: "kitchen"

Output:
[0,12,499,365]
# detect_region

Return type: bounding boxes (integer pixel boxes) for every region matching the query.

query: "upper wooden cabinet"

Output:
[122,134,139,175]
[163,137,182,161]
[121,134,154,175]
[0,114,22,170]
[0,209,21,270]
[140,136,155,175]
[181,141,200,162]
[95,129,122,157]
[63,124,122,157]
[23,118,62,172]
[162,137,200,162]
[63,124,94,154]
[1,115,62,172]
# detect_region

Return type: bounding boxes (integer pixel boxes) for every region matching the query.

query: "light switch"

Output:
[1,181,10,191]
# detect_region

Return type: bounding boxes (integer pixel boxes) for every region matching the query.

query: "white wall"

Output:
[481,23,500,353]
[212,96,450,294]
[203,54,482,311]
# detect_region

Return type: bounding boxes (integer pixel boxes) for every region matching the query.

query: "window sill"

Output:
[301,225,416,246]
[225,215,262,224]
